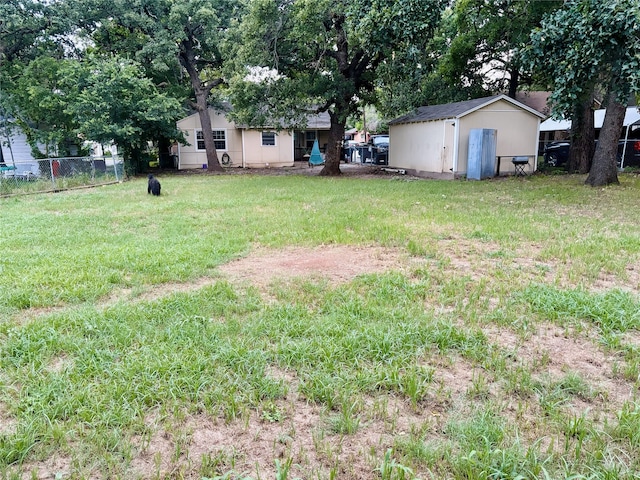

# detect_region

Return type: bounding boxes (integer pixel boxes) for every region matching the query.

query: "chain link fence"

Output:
[0,156,125,196]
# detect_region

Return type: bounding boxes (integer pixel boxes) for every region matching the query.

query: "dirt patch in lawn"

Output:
[218,245,410,291]
[483,323,635,415]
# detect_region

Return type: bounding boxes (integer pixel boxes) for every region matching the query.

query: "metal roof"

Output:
[540,107,640,132]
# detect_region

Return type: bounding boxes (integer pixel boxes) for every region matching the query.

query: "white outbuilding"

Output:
[388,95,545,178]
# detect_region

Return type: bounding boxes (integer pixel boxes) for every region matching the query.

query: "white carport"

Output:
[540,107,640,167]
[540,107,640,133]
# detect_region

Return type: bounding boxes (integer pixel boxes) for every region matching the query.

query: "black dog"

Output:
[147,174,161,196]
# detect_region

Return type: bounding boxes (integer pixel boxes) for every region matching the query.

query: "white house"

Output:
[0,122,44,178]
[388,95,545,179]
[176,107,331,170]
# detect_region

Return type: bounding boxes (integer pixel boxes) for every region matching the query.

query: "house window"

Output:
[262,131,276,146]
[305,131,316,150]
[196,130,226,150]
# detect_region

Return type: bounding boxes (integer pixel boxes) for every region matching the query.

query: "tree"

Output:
[0,0,77,157]
[0,0,70,63]
[431,0,561,101]
[74,0,242,172]
[567,93,596,174]
[68,57,184,172]
[523,0,640,186]
[7,57,85,158]
[4,53,183,170]
[230,0,445,176]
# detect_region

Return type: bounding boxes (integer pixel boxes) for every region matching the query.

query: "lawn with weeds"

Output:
[1,170,640,479]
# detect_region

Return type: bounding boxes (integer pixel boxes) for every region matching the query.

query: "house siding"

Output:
[243,130,294,168]
[177,110,243,169]
[1,130,37,163]
[177,109,310,169]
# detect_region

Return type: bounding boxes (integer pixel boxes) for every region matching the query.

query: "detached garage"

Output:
[388,95,545,179]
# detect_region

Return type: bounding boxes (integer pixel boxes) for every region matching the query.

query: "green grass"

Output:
[1,172,640,478]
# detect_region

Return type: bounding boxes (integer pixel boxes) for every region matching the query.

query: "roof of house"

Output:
[178,106,331,131]
[515,91,551,116]
[389,94,545,125]
[304,110,331,130]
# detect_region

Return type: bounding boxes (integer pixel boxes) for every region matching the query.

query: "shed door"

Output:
[442,120,455,173]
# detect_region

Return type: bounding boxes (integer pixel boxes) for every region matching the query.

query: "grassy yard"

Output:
[1,170,639,479]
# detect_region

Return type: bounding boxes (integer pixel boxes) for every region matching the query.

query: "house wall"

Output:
[243,130,294,168]
[1,130,37,163]
[1,129,45,177]
[389,120,449,176]
[457,99,540,175]
[177,111,243,169]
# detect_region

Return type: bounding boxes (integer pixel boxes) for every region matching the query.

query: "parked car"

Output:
[371,135,389,165]
[619,139,640,167]
[543,139,640,168]
[543,141,570,167]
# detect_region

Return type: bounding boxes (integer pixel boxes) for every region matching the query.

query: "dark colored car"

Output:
[619,139,640,167]
[371,135,389,165]
[543,141,570,167]
[543,139,640,168]
[344,135,389,165]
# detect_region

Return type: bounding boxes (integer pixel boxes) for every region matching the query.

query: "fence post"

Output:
[49,158,55,187]
[113,156,120,182]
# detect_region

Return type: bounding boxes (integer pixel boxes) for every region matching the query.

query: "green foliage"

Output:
[376,449,417,480]
[5,57,85,157]
[229,0,446,133]
[440,0,561,97]
[4,53,183,169]
[68,56,184,161]
[522,0,640,118]
[0,0,70,63]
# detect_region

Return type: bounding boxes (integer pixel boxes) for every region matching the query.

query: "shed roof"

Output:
[389,94,545,125]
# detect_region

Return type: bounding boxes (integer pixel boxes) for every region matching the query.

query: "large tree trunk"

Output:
[319,111,345,176]
[569,95,595,174]
[507,69,519,99]
[194,89,222,172]
[179,38,223,172]
[585,94,625,186]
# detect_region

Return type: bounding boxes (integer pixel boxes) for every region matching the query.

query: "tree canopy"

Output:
[2,0,639,181]
[229,0,446,175]
[439,0,561,99]
[523,0,640,186]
